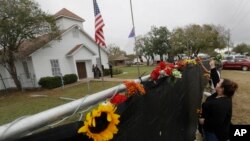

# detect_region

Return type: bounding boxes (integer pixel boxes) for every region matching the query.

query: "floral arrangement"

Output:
[183,59,197,65]
[78,102,120,141]
[123,80,146,96]
[150,61,182,81]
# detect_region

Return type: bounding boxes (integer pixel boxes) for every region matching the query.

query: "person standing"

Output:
[109,63,113,78]
[92,64,96,78]
[95,65,100,79]
[198,58,221,94]
[199,59,238,141]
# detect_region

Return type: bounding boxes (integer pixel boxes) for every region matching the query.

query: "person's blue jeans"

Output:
[204,131,219,141]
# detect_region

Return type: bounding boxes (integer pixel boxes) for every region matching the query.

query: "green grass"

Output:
[0,81,119,125]
[113,65,155,79]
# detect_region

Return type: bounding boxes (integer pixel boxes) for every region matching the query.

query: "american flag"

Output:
[93,0,106,46]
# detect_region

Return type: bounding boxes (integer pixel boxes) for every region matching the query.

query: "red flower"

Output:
[164,67,173,76]
[150,67,160,80]
[158,61,166,70]
[110,94,128,105]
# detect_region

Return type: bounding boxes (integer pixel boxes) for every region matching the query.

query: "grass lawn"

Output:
[113,65,155,79]
[0,81,120,125]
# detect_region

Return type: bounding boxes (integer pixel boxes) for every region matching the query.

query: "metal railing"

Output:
[0,74,151,141]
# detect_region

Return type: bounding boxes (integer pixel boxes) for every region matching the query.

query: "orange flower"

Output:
[123,81,145,96]
[135,83,145,94]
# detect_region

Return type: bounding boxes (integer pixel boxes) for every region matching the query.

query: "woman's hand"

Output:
[199,118,205,125]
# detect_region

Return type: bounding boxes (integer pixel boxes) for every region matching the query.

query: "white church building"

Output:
[0,8,109,90]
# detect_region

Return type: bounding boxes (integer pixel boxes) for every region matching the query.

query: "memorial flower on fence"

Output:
[150,67,161,81]
[184,59,197,65]
[110,94,128,105]
[78,102,120,141]
[123,81,145,96]
[172,69,182,78]
[150,61,181,81]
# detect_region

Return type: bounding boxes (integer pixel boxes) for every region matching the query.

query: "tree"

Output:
[149,26,171,61]
[135,35,154,65]
[0,0,60,90]
[106,44,126,62]
[170,28,188,59]
[233,43,250,55]
[170,24,228,57]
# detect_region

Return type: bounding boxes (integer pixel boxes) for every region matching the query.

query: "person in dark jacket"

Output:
[108,63,113,78]
[199,59,238,141]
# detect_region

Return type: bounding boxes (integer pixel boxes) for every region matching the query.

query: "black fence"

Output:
[18,65,205,141]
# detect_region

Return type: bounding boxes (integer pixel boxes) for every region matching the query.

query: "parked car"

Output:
[222,55,246,63]
[222,58,250,71]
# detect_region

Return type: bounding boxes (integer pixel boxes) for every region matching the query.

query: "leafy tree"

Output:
[170,28,188,59]
[0,0,60,90]
[148,26,171,61]
[106,44,126,63]
[170,24,228,57]
[233,43,250,55]
[107,44,126,64]
[135,35,154,65]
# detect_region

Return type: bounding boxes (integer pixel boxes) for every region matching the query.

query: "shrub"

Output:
[63,74,78,84]
[102,68,123,76]
[38,76,62,89]
[113,68,123,75]
[103,69,110,76]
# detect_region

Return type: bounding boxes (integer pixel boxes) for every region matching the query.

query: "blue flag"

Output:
[128,27,135,38]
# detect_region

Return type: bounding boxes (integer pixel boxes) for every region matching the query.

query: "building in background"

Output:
[0,8,108,90]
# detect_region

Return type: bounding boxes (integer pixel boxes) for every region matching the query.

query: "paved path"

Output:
[58,77,133,90]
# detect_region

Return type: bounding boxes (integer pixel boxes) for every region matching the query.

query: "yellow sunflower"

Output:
[78,102,120,141]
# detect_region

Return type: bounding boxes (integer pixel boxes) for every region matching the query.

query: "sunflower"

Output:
[78,102,120,141]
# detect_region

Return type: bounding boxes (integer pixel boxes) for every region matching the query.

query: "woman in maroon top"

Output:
[199,59,238,141]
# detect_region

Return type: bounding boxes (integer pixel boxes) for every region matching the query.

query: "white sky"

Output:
[34,0,250,54]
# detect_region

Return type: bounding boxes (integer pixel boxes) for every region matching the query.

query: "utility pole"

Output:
[227,29,230,55]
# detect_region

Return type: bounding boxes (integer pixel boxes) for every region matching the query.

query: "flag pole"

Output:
[129,0,141,77]
[98,44,104,86]
[93,0,105,86]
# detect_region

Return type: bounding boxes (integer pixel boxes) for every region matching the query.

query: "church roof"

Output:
[54,8,85,22]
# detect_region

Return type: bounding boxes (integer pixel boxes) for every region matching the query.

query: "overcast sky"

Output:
[34,0,250,54]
